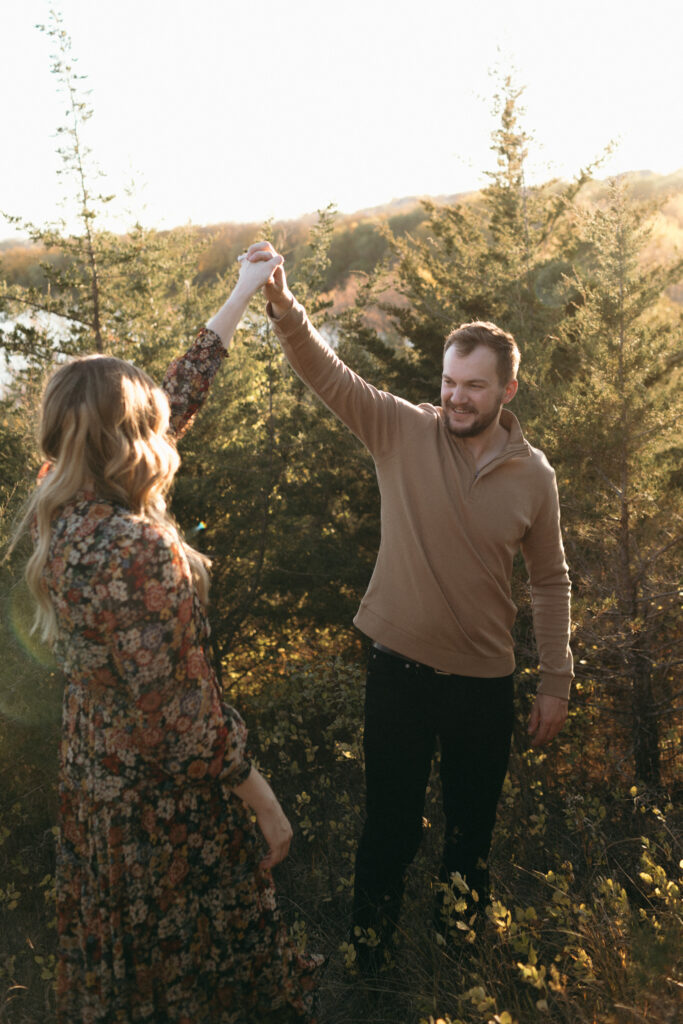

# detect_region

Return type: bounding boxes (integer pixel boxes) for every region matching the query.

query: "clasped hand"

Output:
[243,241,293,316]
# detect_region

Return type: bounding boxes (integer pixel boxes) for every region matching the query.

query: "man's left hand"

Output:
[527,693,568,747]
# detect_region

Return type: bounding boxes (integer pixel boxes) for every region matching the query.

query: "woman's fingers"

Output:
[259,833,292,872]
[254,800,293,873]
[245,240,279,262]
[236,253,283,293]
[241,250,274,263]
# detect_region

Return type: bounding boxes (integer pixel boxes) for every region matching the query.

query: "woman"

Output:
[12,251,321,1023]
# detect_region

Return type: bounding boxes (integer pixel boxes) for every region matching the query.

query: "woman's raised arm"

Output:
[163,249,283,439]
[206,249,283,346]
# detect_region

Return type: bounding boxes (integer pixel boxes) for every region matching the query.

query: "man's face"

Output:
[440,345,517,438]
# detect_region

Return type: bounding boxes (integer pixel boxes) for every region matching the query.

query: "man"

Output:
[246,241,572,966]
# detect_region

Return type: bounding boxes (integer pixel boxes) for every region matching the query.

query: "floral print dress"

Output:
[44,329,321,1023]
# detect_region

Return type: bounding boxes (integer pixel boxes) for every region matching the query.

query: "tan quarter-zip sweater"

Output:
[269,300,574,700]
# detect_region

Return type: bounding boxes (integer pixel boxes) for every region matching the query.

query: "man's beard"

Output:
[444,400,503,438]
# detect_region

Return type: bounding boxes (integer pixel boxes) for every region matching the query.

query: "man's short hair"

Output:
[443,321,520,385]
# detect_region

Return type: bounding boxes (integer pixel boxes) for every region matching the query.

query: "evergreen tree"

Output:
[0,15,373,674]
[1,10,121,363]
[370,75,596,420]
[0,11,224,387]
[550,181,683,786]
[173,209,380,670]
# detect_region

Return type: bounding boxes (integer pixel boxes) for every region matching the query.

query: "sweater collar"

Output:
[499,408,532,458]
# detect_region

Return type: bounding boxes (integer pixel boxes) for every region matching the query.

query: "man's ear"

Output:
[502,379,518,404]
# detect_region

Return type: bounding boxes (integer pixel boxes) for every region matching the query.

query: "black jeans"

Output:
[352,647,514,940]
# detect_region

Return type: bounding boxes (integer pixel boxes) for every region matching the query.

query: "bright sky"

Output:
[2,0,682,241]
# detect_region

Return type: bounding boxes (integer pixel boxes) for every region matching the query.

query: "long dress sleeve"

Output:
[162,327,227,440]
[97,514,250,788]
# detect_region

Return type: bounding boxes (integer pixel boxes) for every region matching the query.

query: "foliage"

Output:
[3,647,681,1022]
[0,505,60,1022]
[0,10,226,384]
[546,181,683,787]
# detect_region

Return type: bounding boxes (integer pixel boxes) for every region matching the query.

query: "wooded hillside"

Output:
[3,167,682,307]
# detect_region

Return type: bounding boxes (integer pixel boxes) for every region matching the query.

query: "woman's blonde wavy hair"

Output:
[14,354,211,645]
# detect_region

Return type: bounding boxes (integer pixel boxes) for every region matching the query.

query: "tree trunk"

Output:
[631,653,661,787]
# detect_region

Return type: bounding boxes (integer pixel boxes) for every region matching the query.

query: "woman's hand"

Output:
[254,800,293,872]
[231,766,293,872]
[234,245,284,299]
[244,241,294,317]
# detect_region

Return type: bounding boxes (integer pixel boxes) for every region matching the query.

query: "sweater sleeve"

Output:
[162,327,227,440]
[103,519,251,787]
[268,298,410,459]
[520,470,574,700]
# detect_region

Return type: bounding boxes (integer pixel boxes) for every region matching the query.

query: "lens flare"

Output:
[8,582,55,670]
[0,581,61,728]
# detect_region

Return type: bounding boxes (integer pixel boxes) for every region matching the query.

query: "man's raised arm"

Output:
[244,242,410,460]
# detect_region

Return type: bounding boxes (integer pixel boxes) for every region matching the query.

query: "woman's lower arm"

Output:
[231,766,293,869]
[205,280,254,350]
[231,765,279,813]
